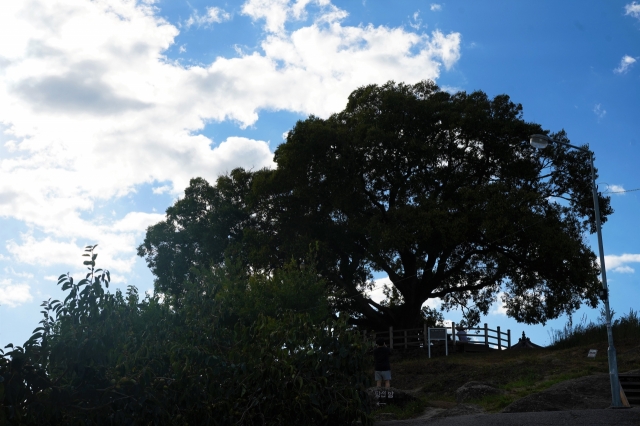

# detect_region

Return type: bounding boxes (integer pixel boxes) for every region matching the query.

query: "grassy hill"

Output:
[372,311,640,419]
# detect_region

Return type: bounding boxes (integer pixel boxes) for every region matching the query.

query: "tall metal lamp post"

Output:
[529,134,622,408]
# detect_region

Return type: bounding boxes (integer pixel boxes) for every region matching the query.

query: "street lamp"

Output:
[529,134,623,408]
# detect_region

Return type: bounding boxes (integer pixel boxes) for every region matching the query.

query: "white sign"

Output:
[587,349,597,358]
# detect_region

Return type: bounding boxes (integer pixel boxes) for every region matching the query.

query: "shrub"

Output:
[0,246,372,425]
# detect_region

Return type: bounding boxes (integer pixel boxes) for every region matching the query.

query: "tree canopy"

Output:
[138,80,612,329]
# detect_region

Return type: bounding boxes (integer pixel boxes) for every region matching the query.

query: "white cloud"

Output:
[625,2,640,19]
[441,85,463,94]
[604,253,640,273]
[0,0,461,276]
[423,297,441,310]
[6,233,137,274]
[152,185,171,195]
[593,103,606,119]
[614,55,637,74]
[242,0,347,34]
[111,212,165,233]
[185,6,231,28]
[430,4,442,11]
[367,276,440,310]
[605,184,627,194]
[7,237,84,267]
[3,267,34,279]
[243,0,290,33]
[0,278,33,307]
[367,276,390,304]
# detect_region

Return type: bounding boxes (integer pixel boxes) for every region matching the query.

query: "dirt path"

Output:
[377,408,640,426]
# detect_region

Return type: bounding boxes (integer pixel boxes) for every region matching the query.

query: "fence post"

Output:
[451,322,456,344]
[404,330,408,349]
[507,329,511,348]
[484,323,488,347]
[389,326,394,349]
[423,323,428,348]
[497,326,502,350]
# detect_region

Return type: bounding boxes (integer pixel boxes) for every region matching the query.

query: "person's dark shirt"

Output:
[373,346,391,371]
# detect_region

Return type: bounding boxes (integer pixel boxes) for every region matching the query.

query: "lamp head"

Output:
[529,134,551,149]
[530,134,551,149]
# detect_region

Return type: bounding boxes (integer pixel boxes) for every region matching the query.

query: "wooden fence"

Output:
[369,322,511,351]
[450,322,511,350]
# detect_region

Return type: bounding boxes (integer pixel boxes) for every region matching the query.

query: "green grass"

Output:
[533,371,590,391]
[502,369,542,390]
[548,308,640,349]
[471,393,516,412]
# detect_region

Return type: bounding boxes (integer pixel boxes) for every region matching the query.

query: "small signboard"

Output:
[587,349,598,358]
[375,389,395,406]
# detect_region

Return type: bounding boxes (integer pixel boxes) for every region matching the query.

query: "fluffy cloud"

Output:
[242,0,347,34]
[604,253,640,273]
[430,4,442,12]
[614,55,637,74]
[0,0,461,282]
[0,278,33,308]
[368,276,440,310]
[625,2,640,19]
[605,184,627,194]
[367,277,389,304]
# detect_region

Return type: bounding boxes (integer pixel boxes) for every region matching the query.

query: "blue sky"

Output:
[0,0,639,349]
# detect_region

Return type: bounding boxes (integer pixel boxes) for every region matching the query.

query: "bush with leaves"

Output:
[1,246,372,425]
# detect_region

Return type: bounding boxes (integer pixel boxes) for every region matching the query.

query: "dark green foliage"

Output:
[137,170,254,298]
[1,247,372,425]
[214,258,330,326]
[138,80,611,330]
[272,81,609,328]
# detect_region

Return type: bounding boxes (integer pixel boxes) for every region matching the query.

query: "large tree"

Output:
[139,80,612,329]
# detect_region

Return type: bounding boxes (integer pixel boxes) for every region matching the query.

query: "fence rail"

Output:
[451,322,511,350]
[369,322,510,351]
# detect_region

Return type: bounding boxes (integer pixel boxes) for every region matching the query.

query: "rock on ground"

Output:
[502,373,611,413]
[456,381,505,403]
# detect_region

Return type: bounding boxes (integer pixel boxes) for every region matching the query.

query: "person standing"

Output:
[373,338,391,388]
[456,326,470,343]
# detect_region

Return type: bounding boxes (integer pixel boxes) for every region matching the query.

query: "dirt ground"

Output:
[376,371,640,424]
